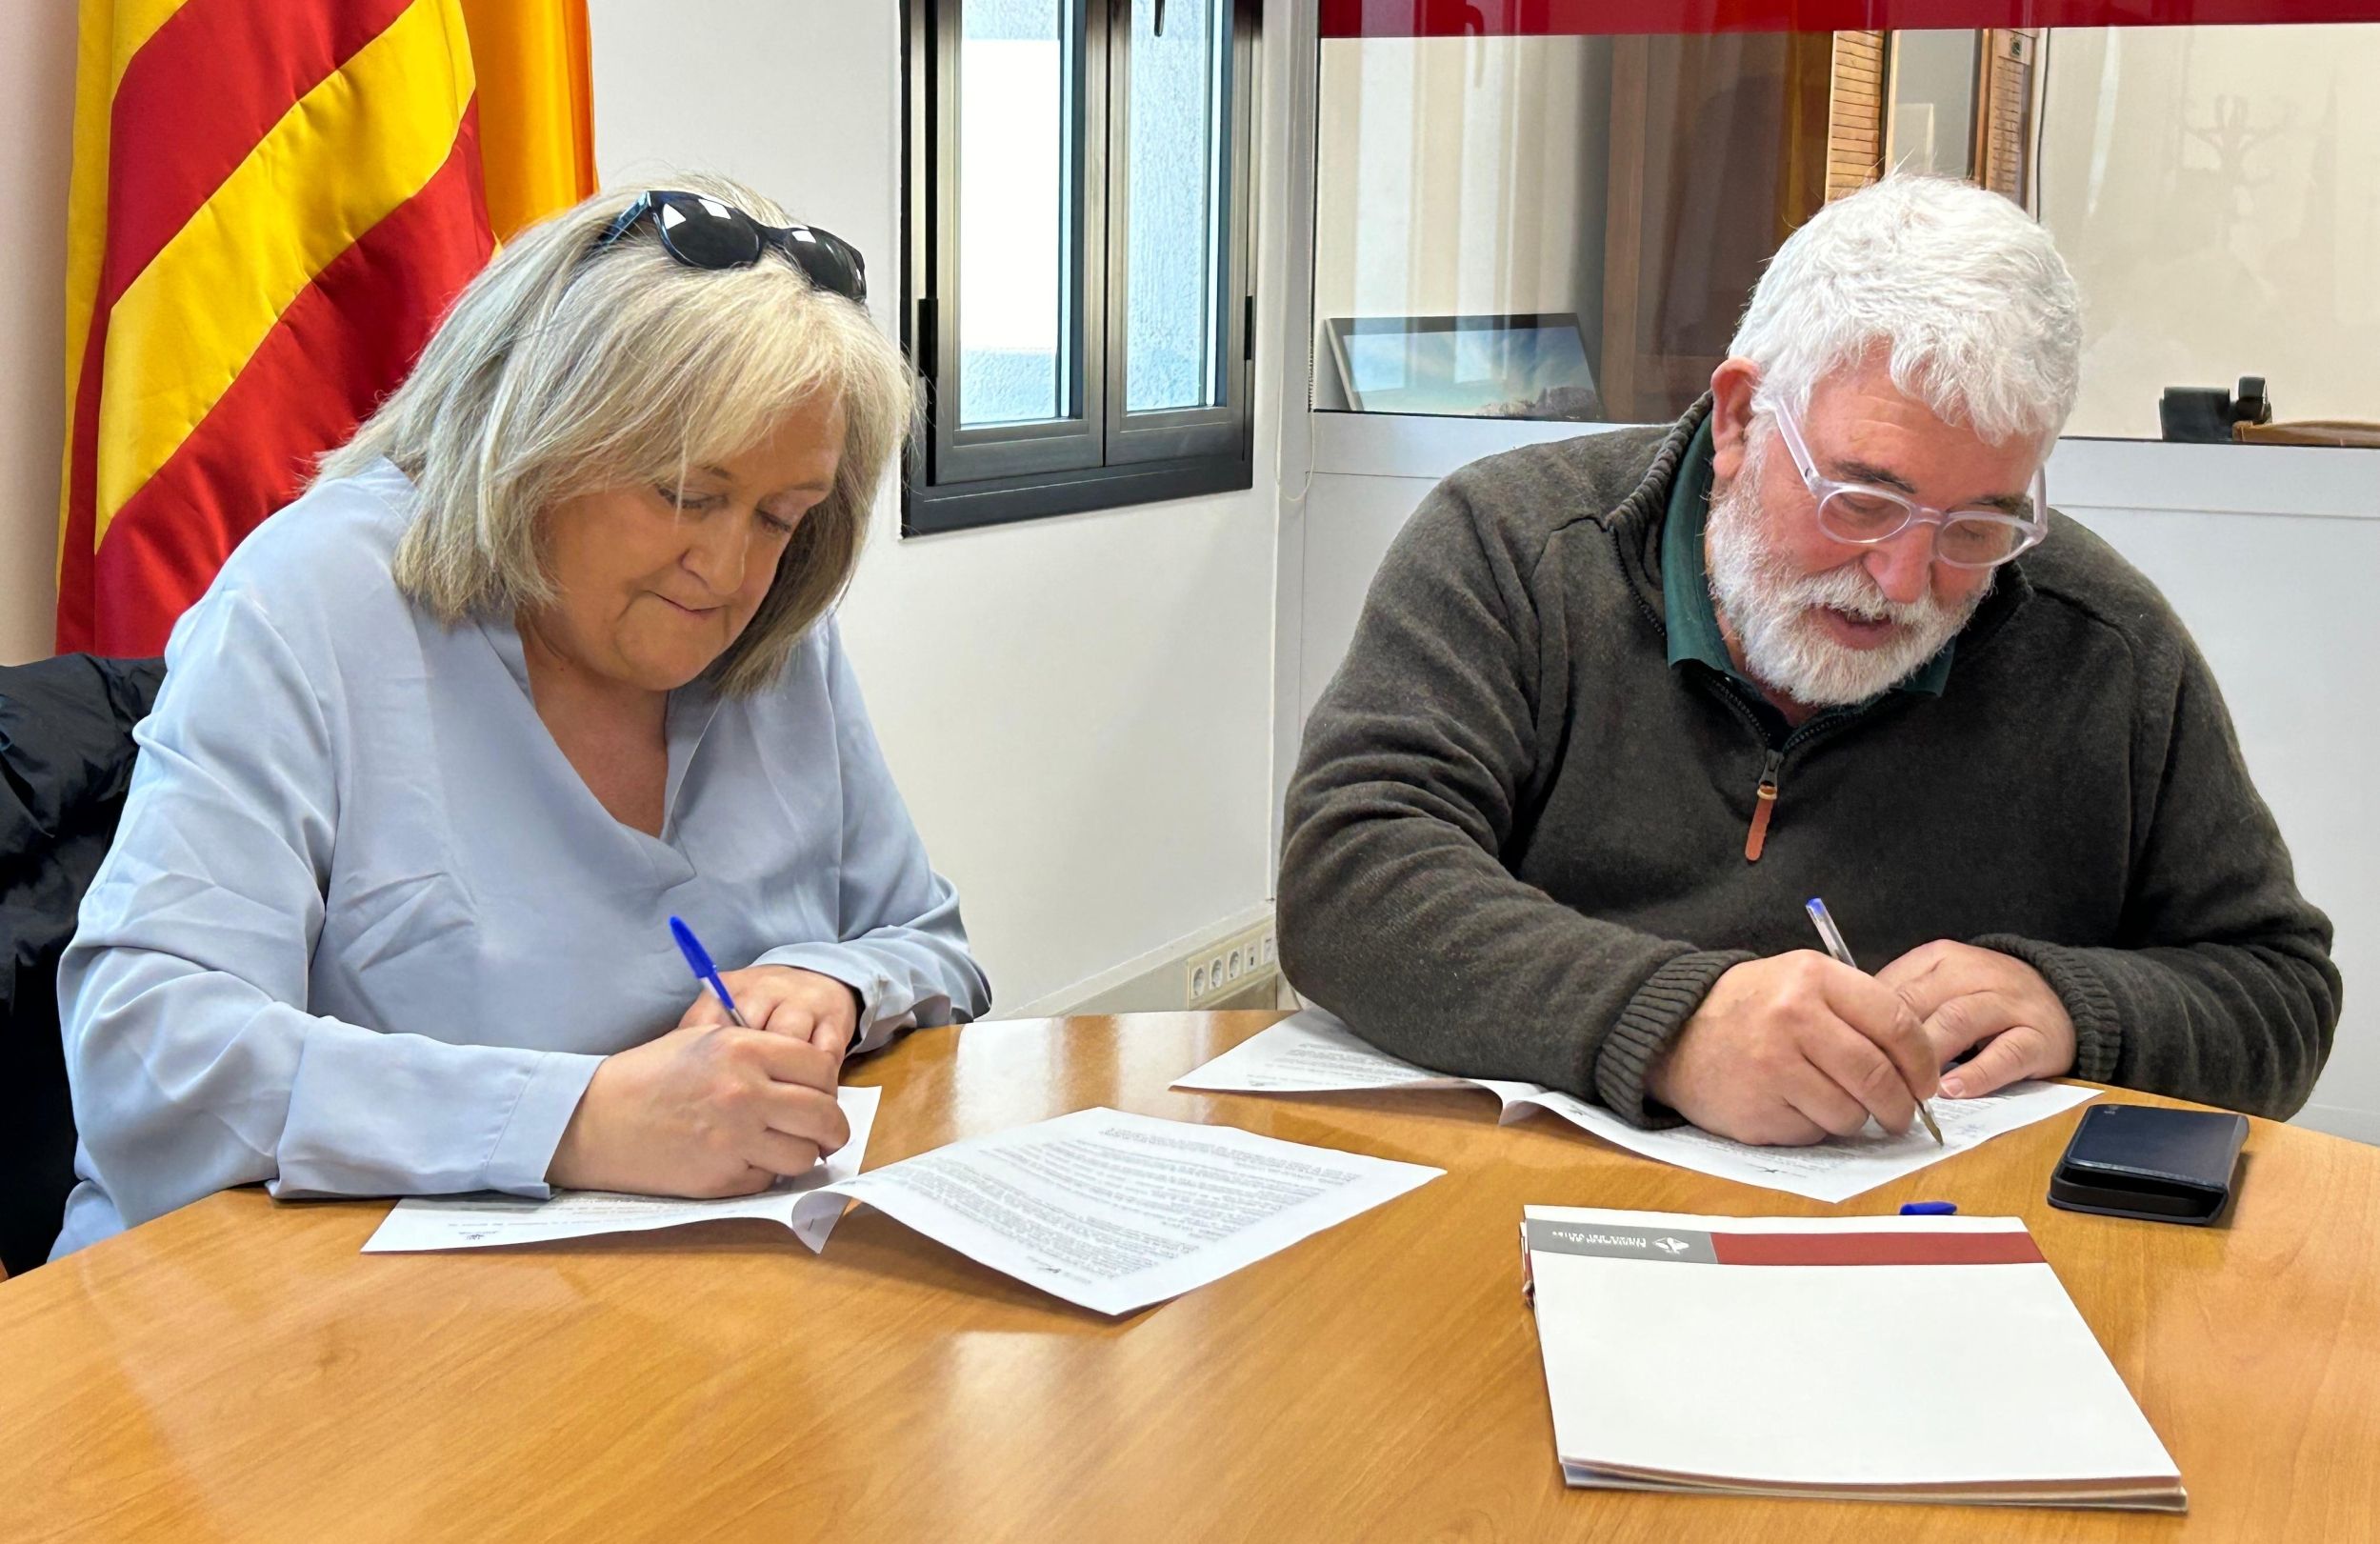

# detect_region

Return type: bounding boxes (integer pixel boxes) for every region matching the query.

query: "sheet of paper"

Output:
[1176,1011,2096,1203]
[363,1085,881,1253]
[777,1107,1442,1315]
[1171,1009,1483,1093]
[1506,1081,2099,1204]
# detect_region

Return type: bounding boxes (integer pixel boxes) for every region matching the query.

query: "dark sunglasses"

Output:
[592,190,868,303]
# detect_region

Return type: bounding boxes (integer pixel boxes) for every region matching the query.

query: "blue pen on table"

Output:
[1804,896,1944,1148]
[670,915,751,1030]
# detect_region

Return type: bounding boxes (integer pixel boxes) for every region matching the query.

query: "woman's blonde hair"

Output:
[322,171,915,696]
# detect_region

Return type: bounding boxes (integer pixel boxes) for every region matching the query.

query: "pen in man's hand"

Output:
[1804,896,1943,1146]
[669,914,752,1030]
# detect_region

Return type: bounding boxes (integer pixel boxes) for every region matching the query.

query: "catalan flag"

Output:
[56,0,594,656]
[456,0,597,243]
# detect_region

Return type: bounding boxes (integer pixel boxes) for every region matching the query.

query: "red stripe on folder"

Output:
[1710,1232,2045,1266]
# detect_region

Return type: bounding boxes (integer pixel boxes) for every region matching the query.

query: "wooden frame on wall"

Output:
[1974,28,2042,206]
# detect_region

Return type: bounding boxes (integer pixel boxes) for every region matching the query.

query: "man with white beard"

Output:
[1276,176,2337,1144]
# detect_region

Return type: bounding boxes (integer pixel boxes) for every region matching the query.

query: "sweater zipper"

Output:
[1742,711,1868,862]
[1634,572,1871,866]
[1745,749,1783,862]
[1696,678,1786,864]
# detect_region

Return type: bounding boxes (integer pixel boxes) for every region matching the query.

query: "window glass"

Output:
[958,0,1071,427]
[2038,24,2380,436]
[1313,15,2380,440]
[1888,31,1978,177]
[1124,0,1230,412]
[1313,31,1836,424]
[910,0,1258,533]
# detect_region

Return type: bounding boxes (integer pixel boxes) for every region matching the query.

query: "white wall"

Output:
[0,2,75,664]
[2046,443,2380,1143]
[1290,416,2380,1143]
[588,0,1285,1013]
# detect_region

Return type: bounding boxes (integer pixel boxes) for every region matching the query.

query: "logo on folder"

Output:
[1527,1219,1718,1264]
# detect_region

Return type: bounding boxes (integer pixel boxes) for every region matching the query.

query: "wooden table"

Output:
[3,1011,2375,1541]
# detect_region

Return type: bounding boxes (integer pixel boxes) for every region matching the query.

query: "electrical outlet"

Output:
[1185,917,1279,1006]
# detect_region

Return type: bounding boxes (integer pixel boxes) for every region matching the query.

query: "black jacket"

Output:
[1,653,164,1274]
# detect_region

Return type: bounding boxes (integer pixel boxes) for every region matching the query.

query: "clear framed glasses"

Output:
[1766,404,2049,571]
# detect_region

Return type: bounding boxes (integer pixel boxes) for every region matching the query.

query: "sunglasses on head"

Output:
[591,190,868,303]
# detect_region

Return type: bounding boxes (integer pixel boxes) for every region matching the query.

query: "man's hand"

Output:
[1647,952,1939,1145]
[677,965,862,1058]
[548,1023,850,1196]
[1877,941,2075,1099]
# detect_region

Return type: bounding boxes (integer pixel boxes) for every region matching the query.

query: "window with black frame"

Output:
[903,0,1257,534]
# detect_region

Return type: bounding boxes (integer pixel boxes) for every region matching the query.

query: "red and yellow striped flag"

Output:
[458,0,596,242]
[56,0,595,656]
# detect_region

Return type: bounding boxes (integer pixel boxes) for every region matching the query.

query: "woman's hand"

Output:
[547,1023,849,1196]
[677,965,862,1057]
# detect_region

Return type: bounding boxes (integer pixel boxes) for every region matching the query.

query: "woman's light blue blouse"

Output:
[53,459,990,1256]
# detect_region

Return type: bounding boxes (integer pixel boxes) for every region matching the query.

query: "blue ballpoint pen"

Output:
[1805,896,1944,1146]
[670,915,752,1029]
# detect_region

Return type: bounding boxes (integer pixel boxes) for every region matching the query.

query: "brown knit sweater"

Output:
[1278,402,2339,1124]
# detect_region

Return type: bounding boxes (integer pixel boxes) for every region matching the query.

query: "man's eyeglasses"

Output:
[592,190,868,304]
[1767,403,2048,571]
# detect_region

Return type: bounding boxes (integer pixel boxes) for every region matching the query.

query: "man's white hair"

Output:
[1728,175,2082,447]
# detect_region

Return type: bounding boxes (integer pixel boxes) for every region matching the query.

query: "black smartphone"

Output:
[2047,1104,2247,1225]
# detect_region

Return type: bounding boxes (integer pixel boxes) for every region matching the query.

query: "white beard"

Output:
[1704,442,1989,709]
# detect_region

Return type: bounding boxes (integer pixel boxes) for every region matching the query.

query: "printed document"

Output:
[770,1107,1442,1314]
[1176,1011,2096,1203]
[369,1094,1439,1316]
[1523,1206,2184,1510]
[365,1085,882,1253]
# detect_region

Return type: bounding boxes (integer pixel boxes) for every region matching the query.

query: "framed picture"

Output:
[1323,312,1605,420]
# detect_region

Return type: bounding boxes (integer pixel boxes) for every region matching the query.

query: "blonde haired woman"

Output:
[53,176,990,1257]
